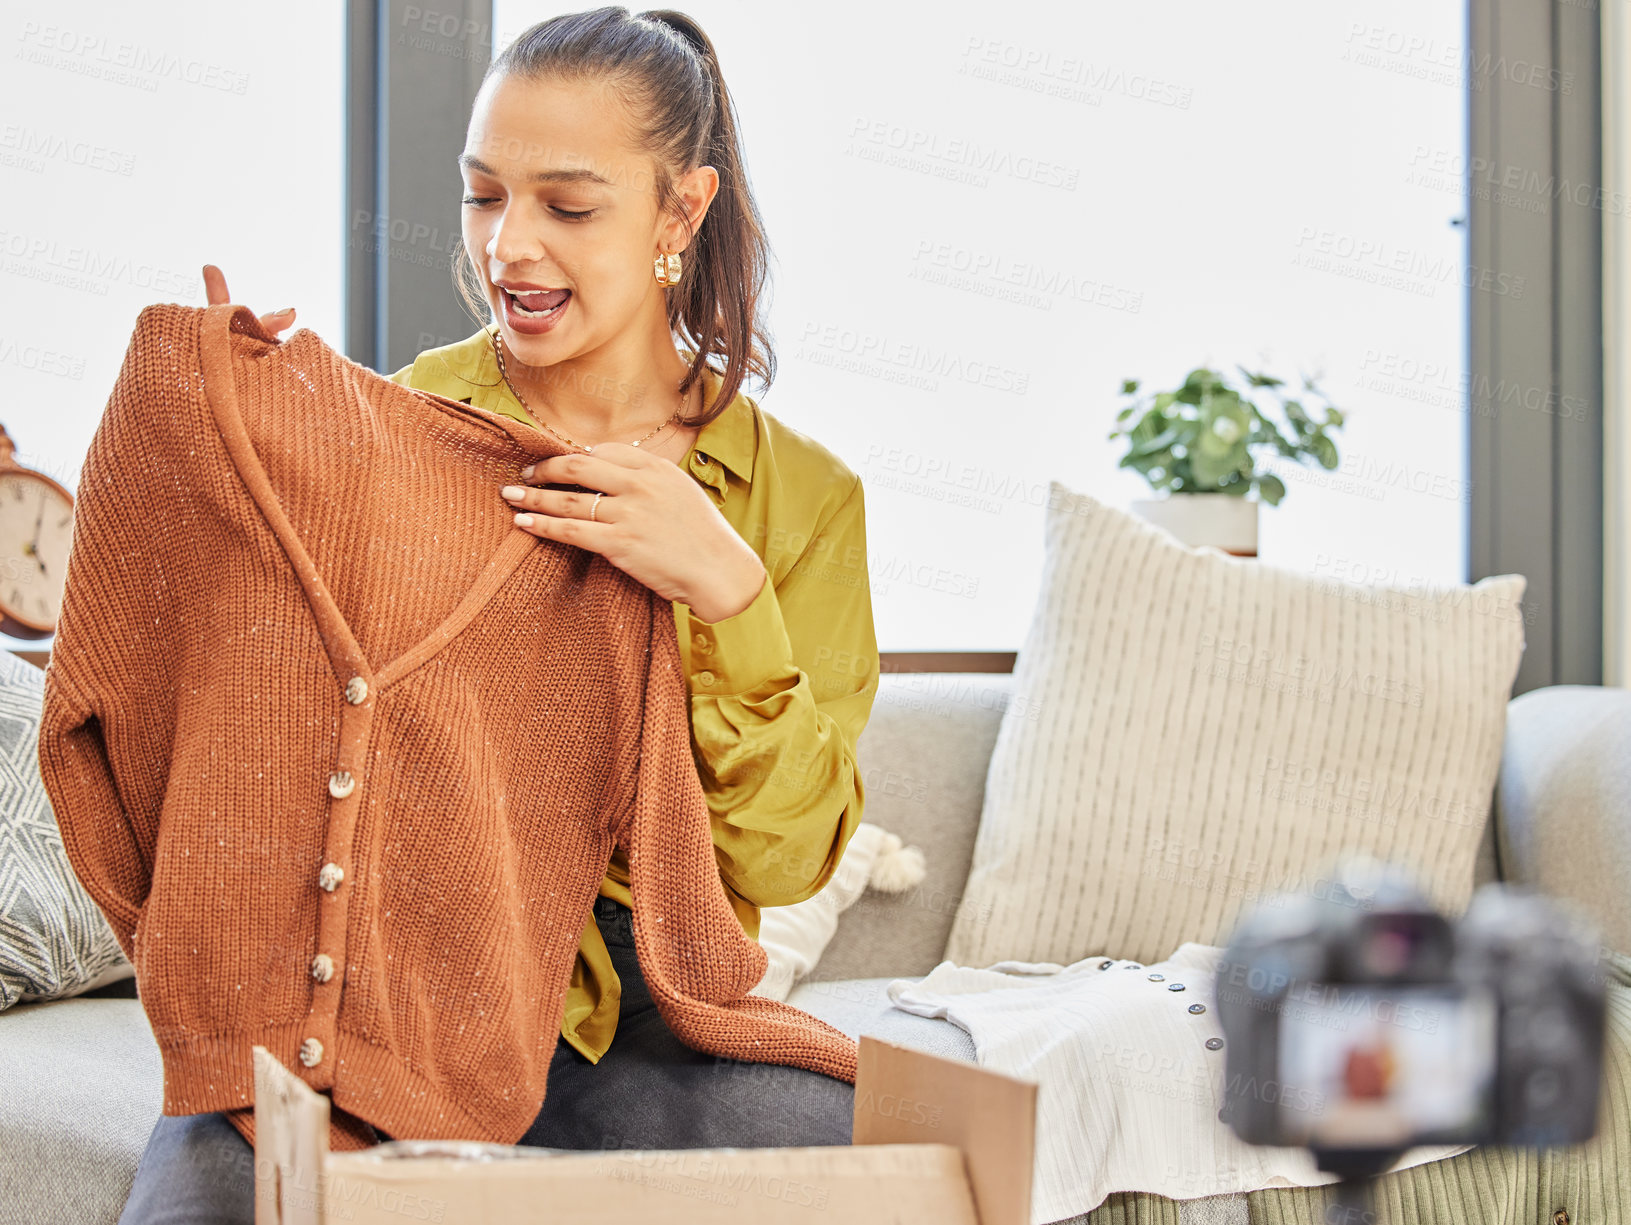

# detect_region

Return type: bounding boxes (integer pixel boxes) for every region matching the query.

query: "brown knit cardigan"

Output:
[37,302,859,1154]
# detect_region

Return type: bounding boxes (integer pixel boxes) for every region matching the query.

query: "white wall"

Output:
[494,0,1471,653]
[0,0,344,653]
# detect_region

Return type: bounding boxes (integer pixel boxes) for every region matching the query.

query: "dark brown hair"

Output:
[453,6,774,425]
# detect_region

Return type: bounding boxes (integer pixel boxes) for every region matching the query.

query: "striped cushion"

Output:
[946,483,1527,967]
[0,652,133,1009]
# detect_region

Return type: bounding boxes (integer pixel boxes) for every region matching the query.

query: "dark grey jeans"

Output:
[117,896,855,1223]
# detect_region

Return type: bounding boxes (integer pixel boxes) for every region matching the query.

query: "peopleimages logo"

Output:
[0,125,136,175]
[845,116,1081,190]
[1291,227,1525,298]
[956,35,1194,109]
[796,322,1031,395]
[1407,146,1631,216]
[1341,23,1575,93]
[16,22,251,93]
[1192,633,1426,708]
[1356,349,1591,420]
[0,230,197,297]
[909,239,1143,314]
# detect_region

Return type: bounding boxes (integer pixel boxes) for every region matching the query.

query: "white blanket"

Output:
[886,943,1471,1224]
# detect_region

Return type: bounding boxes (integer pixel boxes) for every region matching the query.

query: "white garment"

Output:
[887,943,1472,1225]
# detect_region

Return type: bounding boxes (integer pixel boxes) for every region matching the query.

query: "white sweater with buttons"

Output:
[887,943,1470,1224]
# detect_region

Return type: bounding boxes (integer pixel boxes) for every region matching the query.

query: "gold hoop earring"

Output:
[653,251,683,287]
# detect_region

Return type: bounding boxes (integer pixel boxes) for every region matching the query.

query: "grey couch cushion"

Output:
[0,997,161,1225]
[1497,684,1631,951]
[813,673,1012,983]
[786,976,975,1063]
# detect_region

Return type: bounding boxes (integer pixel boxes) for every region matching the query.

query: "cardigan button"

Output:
[319,863,345,892]
[328,771,356,799]
[299,1037,324,1067]
[345,677,369,705]
[310,953,335,982]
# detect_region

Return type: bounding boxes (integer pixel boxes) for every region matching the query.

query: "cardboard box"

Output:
[252,1036,1036,1225]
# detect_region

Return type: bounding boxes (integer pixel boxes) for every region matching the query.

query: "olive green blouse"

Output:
[387,323,880,1063]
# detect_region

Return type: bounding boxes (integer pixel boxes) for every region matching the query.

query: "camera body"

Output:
[1215,858,1605,1166]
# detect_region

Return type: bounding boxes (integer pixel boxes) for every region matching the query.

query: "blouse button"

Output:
[319,862,345,892]
[345,677,369,705]
[299,1037,324,1067]
[310,953,335,982]
[693,633,711,653]
[329,771,356,799]
[698,670,716,686]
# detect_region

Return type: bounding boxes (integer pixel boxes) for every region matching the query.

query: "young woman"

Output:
[119,8,879,1221]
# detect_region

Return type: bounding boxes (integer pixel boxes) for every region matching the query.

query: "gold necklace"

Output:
[491,329,685,452]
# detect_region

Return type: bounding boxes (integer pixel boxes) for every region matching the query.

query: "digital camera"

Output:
[1215,857,1605,1169]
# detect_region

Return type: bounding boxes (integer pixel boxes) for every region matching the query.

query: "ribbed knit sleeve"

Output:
[37,304,189,967]
[620,586,861,1082]
[36,664,146,962]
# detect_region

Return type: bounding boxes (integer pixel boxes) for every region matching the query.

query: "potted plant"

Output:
[1109,365,1345,557]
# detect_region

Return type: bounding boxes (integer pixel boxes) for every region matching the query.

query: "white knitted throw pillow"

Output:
[945,482,1527,968]
[750,823,926,1001]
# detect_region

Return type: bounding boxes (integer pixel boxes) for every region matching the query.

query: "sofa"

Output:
[2,668,1627,1225]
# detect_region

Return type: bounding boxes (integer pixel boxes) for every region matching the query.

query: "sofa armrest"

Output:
[1495,685,1631,951]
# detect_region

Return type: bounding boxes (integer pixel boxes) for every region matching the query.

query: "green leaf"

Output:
[1127,425,1185,459]
[1120,378,1140,396]
[1258,473,1287,506]
[1312,433,1339,469]
[1115,405,1137,423]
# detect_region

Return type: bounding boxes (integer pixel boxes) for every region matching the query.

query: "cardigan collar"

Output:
[425,324,756,486]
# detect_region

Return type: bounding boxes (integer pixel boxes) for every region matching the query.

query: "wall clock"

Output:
[0,422,74,639]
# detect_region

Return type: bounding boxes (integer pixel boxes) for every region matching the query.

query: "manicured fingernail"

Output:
[520,464,535,479]
[514,513,533,527]
[275,307,295,317]
[501,485,525,500]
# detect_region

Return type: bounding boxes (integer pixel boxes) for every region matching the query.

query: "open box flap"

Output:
[853,1035,1038,1225]
[253,1038,1036,1225]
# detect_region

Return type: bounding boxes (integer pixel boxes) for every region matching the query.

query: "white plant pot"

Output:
[1131,493,1259,557]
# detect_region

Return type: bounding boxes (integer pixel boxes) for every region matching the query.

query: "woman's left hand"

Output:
[501,443,766,622]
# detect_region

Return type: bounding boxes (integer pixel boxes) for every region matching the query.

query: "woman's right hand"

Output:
[202,264,297,337]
